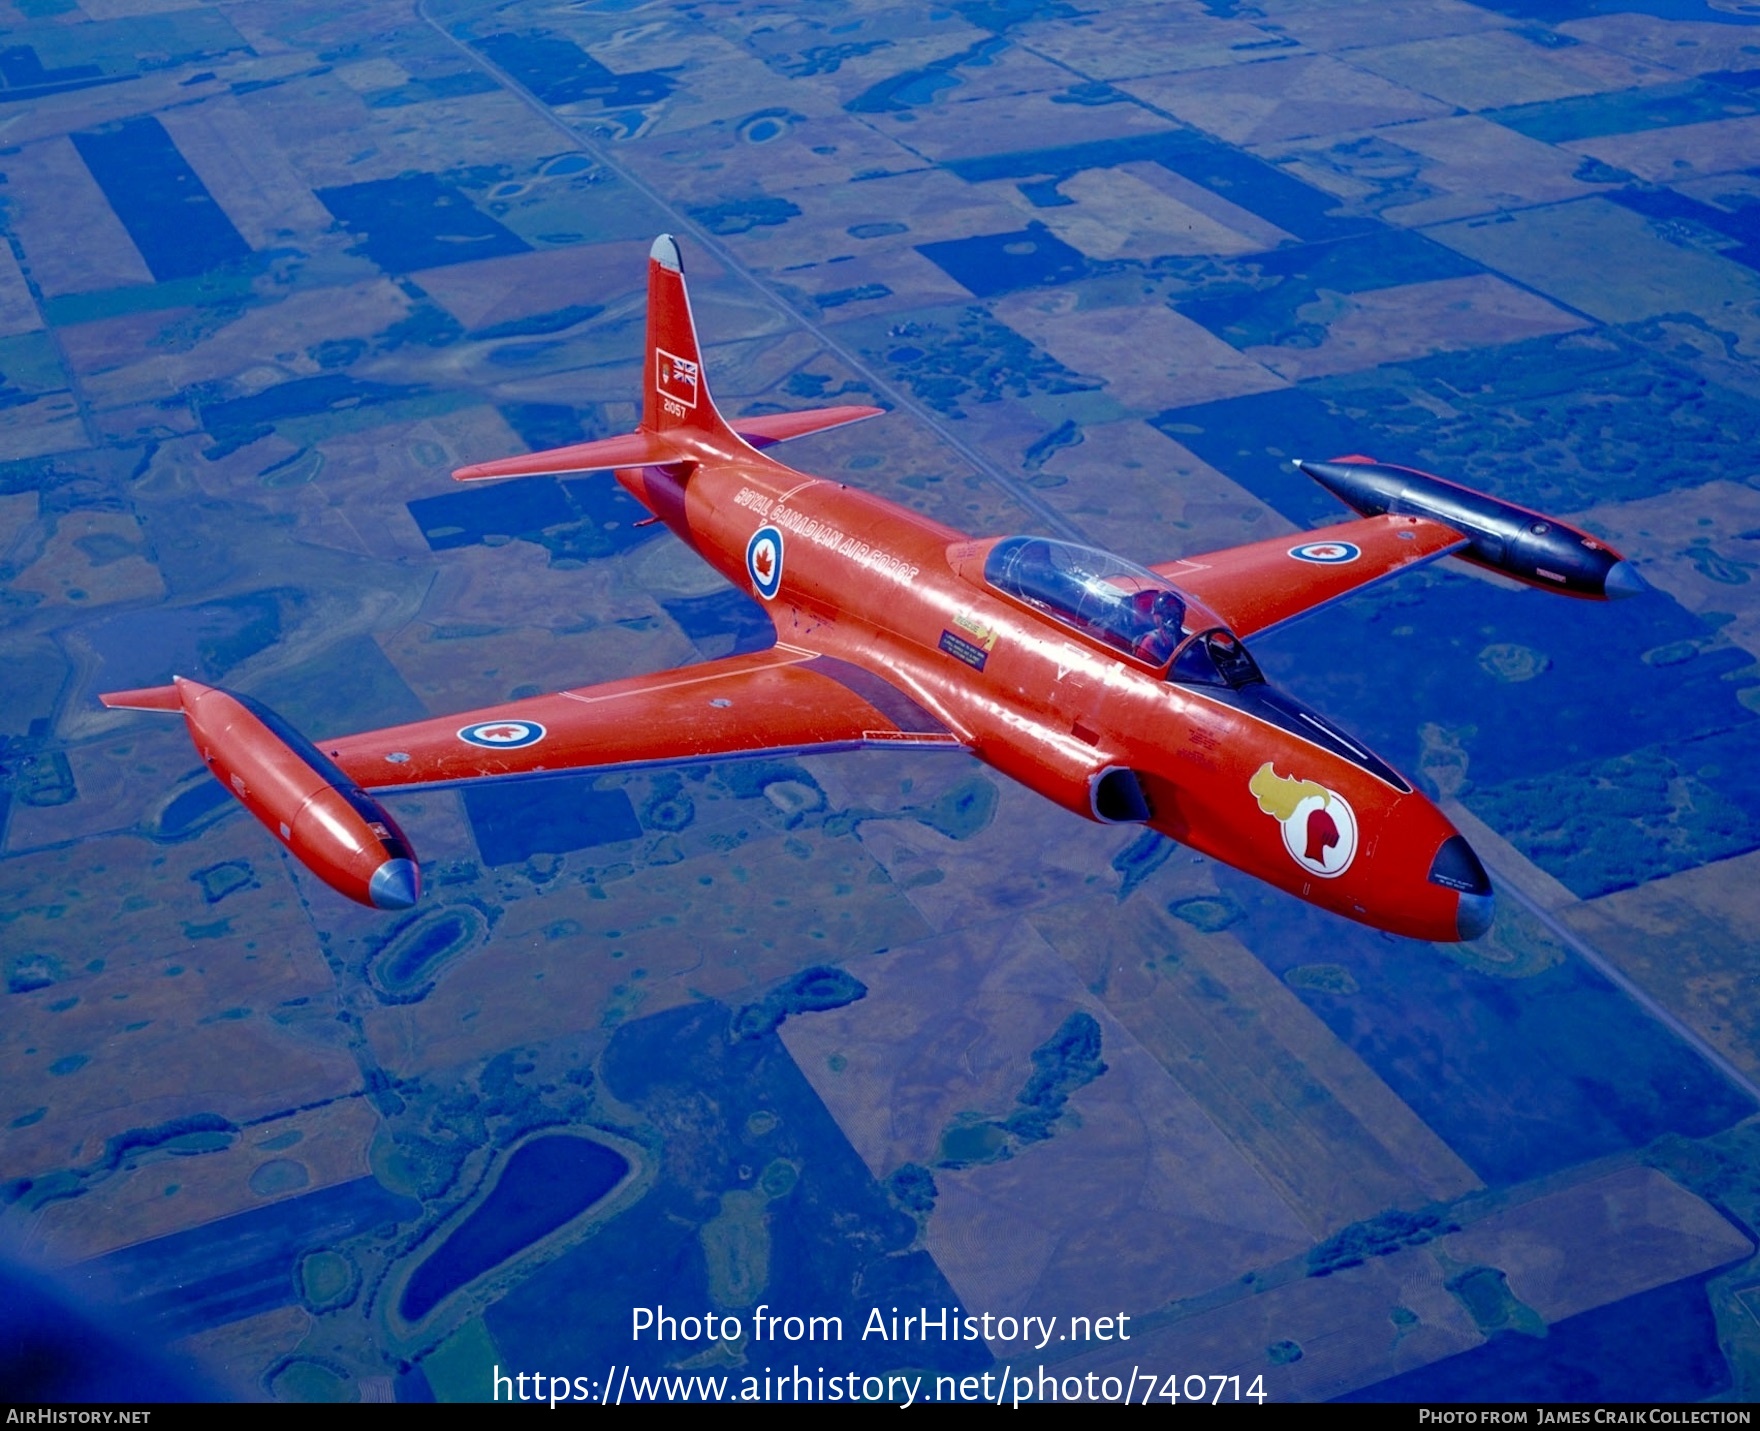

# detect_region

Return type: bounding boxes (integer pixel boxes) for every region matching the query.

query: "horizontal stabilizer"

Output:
[99,683,183,712]
[733,405,885,450]
[451,404,887,482]
[452,430,685,482]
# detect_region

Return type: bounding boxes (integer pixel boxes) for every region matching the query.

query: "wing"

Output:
[322,646,960,793]
[1149,513,1468,639]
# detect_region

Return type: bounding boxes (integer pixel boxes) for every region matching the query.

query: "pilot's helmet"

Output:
[1150,588,1186,630]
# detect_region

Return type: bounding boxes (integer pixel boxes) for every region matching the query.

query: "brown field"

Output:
[1439,1166,1753,1323]
[778,915,1313,1331]
[30,1095,380,1263]
[1029,886,1481,1237]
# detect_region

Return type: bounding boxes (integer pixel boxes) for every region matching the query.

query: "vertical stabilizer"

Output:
[642,234,740,447]
[451,235,874,482]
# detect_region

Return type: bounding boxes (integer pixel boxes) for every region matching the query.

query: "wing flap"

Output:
[1152,514,1468,638]
[323,647,960,792]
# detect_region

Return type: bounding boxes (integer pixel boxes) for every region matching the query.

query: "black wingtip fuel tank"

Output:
[1296,457,1647,601]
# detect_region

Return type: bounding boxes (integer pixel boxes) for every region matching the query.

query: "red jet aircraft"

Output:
[103,235,1645,941]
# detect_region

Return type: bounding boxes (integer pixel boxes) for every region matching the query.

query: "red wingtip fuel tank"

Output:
[101,678,420,910]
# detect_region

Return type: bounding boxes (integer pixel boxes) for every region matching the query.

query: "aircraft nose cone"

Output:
[1456,889,1496,941]
[1604,560,1648,600]
[369,858,420,911]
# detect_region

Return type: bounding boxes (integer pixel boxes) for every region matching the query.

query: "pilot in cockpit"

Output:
[1129,588,1187,666]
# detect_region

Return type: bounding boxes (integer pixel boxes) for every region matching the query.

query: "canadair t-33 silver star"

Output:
[102,235,1645,941]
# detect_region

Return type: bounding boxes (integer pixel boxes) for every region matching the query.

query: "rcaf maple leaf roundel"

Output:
[746,524,784,600]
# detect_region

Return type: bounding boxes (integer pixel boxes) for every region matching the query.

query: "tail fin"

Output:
[642,234,739,445]
[640,236,886,447]
[451,235,886,482]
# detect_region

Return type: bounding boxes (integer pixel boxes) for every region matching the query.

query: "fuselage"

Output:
[617,438,1485,944]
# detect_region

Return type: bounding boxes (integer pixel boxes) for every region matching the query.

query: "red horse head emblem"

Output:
[1250,763,1359,880]
[1303,805,1340,864]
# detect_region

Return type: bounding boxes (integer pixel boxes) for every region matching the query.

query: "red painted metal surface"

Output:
[102,678,418,909]
[102,234,1597,940]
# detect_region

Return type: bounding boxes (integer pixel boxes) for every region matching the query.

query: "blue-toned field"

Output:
[4,0,1760,1408]
[71,1177,417,1338]
[1211,865,1754,1186]
[1344,1273,1733,1403]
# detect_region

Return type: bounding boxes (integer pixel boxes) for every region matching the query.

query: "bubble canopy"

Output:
[982,536,1195,667]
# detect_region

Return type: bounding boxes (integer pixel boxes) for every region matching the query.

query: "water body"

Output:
[1341,1272,1732,1401]
[845,35,1006,114]
[1215,865,1752,1186]
[71,1176,418,1338]
[483,1002,989,1381]
[71,116,249,282]
[375,909,481,996]
[400,1135,629,1323]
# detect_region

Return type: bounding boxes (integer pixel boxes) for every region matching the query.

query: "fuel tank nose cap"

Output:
[1604,560,1648,600]
[369,858,420,911]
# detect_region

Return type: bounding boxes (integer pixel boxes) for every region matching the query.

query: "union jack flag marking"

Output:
[656,348,699,408]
